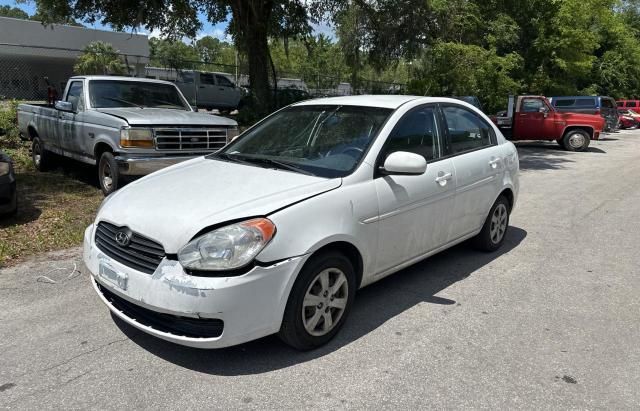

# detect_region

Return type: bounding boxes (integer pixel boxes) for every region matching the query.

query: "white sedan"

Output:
[83,96,519,350]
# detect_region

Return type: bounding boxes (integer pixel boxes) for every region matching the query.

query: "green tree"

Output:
[149,38,200,70]
[74,41,126,75]
[34,0,315,116]
[0,5,30,19]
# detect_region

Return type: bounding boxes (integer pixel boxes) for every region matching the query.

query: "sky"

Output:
[0,0,334,41]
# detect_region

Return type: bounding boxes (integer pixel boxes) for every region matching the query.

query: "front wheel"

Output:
[279,252,356,350]
[98,152,120,196]
[562,129,590,152]
[473,195,510,252]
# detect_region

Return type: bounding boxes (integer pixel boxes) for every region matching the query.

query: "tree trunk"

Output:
[231,0,273,117]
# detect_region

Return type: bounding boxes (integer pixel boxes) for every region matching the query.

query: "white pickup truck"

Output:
[17,76,239,194]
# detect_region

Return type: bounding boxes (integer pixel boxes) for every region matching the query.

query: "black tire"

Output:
[556,138,565,149]
[562,129,590,152]
[279,251,356,350]
[98,151,120,196]
[32,137,53,171]
[472,195,510,252]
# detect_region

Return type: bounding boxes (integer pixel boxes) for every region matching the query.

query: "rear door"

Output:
[514,97,546,139]
[440,104,505,241]
[214,74,239,109]
[374,104,456,273]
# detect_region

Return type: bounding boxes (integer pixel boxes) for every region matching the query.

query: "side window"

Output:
[626,101,637,108]
[575,98,596,107]
[382,106,440,162]
[601,98,614,108]
[521,98,544,112]
[200,73,215,85]
[216,75,234,87]
[554,99,575,107]
[442,106,493,154]
[617,101,624,107]
[179,72,195,84]
[65,81,84,111]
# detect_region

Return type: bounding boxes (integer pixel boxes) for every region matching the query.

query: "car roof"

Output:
[70,75,176,86]
[292,95,468,109]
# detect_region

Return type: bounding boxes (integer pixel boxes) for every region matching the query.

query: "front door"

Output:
[440,104,506,240]
[374,105,456,274]
[59,80,86,159]
[515,97,547,139]
[197,72,217,108]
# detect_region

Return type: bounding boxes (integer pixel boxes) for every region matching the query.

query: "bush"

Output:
[0,100,22,148]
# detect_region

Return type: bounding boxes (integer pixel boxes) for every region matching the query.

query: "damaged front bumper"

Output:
[83,225,308,349]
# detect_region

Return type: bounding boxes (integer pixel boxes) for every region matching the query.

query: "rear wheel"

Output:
[562,129,590,152]
[473,195,510,252]
[279,252,356,350]
[556,138,565,149]
[98,151,120,196]
[31,137,53,171]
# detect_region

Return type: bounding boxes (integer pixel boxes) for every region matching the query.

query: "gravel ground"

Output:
[1,130,639,410]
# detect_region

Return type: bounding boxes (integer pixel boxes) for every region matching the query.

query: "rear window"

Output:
[575,98,596,107]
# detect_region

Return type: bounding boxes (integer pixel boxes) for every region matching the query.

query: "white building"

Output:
[0,16,149,99]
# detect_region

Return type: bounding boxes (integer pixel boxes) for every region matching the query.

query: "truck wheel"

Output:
[278,251,356,350]
[98,152,120,196]
[472,195,510,252]
[556,138,565,149]
[32,137,52,171]
[562,129,590,152]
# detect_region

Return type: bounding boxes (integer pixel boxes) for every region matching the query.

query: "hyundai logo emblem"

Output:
[115,229,132,247]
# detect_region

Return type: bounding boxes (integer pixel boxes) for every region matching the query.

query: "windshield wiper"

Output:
[231,154,315,176]
[102,97,144,108]
[214,152,253,166]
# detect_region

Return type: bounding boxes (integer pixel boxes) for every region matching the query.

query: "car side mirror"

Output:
[381,151,427,176]
[54,100,74,112]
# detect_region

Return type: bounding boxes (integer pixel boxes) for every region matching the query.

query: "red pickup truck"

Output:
[492,95,605,151]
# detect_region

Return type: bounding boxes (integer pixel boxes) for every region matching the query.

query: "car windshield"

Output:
[89,80,190,110]
[214,105,393,178]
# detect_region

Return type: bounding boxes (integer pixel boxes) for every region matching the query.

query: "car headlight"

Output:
[120,127,154,148]
[178,218,276,271]
[0,162,10,177]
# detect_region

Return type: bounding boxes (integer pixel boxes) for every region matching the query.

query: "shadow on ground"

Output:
[515,142,605,171]
[114,226,527,376]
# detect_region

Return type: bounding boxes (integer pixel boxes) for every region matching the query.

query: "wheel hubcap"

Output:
[490,204,508,244]
[568,133,585,149]
[101,162,113,191]
[33,145,41,166]
[302,268,348,337]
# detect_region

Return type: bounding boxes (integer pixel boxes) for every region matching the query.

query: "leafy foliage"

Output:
[74,41,127,75]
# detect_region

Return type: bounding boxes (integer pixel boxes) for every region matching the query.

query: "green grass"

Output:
[0,143,103,268]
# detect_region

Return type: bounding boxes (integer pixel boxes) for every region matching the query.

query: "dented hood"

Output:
[97,157,341,252]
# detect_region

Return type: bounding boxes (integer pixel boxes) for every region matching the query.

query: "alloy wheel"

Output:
[101,160,113,192]
[490,203,508,244]
[302,268,349,337]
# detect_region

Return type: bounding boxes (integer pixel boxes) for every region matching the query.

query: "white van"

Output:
[145,67,243,112]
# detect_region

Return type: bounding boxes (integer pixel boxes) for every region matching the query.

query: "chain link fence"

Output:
[0,44,406,103]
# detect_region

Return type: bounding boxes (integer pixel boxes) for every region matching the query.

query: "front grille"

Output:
[96,282,224,338]
[95,222,165,274]
[154,127,228,151]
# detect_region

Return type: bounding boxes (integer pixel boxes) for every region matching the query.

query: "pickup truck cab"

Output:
[492,95,605,151]
[17,76,238,194]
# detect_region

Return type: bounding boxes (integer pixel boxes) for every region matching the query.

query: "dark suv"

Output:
[548,96,618,132]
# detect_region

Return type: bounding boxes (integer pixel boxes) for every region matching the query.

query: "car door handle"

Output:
[199,86,206,88]
[219,87,225,91]
[435,172,452,186]
[489,158,501,169]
